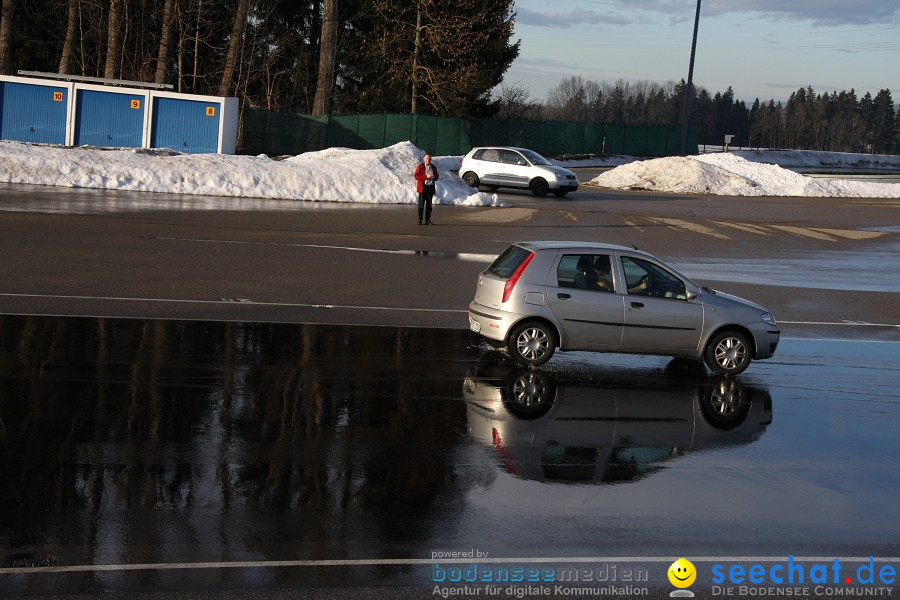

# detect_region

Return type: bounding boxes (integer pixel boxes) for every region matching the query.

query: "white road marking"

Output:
[0,294,897,327]
[145,236,496,263]
[780,320,900,328]
[0,293,466,314]
[3,556,897,575]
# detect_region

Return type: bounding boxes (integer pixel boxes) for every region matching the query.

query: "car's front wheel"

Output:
[529,178,549,197]
[704,331,753,376]
[508,321,556,367]
[462,171,480,188]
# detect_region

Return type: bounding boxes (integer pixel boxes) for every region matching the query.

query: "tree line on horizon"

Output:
[499,76,899,155]
[0,0,896,155]
[0,0,518,117]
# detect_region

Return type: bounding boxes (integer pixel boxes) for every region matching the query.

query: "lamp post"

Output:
[679,0,702,155]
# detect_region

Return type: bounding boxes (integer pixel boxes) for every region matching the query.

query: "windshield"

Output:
[518,149,551,166]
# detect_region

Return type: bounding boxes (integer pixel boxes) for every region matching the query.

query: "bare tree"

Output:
[546,75,587,121]
[0,0,16,75]
[365,0,517,116]
[192,0,203,91]
[410,0,422,114]
[104,0,123,79]
[154,0,176,83]
[218,0,251,96]
[496,83,539,120]
[312,0,337,115]
[58,0,79,74]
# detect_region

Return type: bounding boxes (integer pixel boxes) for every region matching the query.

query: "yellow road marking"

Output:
[770,225,836,241]
[458,208,535,223]
[809,228,887,240]
[648,217,732,240]
[713,221,773,236]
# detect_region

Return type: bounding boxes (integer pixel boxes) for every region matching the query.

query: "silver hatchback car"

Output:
[460,147,579,197]
[468,242,780,375]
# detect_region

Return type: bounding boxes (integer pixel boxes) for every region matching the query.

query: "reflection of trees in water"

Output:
[0,316,480,569]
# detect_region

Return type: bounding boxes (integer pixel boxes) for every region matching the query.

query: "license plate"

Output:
[469,318,481,333]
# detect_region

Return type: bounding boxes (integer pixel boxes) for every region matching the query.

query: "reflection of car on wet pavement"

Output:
[468,241,780,375]
[462,356,772,484]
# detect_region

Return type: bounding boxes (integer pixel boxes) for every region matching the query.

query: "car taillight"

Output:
[492,428,518,476]
[502,252,534,303]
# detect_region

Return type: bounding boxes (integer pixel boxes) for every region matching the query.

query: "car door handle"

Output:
[630,302,644,308]
[557,293,571,299]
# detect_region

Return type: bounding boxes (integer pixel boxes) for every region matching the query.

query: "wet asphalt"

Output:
[0,180,899,599]
[0,317,898,599]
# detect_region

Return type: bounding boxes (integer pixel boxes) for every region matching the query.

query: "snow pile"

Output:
[732,149,900,170]
[552,155,636,168]
[588,153,900,197]
[0,140,501,206]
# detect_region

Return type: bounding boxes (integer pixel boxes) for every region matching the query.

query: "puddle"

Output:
[0,315,897,594]
[0,182,378,214]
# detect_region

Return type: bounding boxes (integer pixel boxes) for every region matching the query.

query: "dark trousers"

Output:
[418,185,435,222]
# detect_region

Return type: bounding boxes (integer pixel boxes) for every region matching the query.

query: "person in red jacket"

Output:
[414,154,439,225]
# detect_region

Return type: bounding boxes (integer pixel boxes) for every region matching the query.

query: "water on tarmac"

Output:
[0,316,898,596]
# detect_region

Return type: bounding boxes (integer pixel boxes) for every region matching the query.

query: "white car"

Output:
[460,146,579,197]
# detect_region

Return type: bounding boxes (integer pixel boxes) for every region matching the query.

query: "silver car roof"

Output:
[513,241,697,285]
[515,241,636,253]
[469,146,531,153]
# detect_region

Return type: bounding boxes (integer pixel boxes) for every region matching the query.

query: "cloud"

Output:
[571,0,900,27]
[515,8,633,28]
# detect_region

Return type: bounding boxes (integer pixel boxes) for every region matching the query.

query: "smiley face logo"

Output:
[668,558,697,588]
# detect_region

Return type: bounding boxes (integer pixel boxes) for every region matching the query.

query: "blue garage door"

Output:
[151,97,219,154]
[74,89,145,148]
[0,82,69,145]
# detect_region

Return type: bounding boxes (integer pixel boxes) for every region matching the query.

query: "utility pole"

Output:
[679,0,702,155]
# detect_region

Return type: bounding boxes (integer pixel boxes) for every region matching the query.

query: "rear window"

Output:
[472,148,500,162]
[486,245,533,279]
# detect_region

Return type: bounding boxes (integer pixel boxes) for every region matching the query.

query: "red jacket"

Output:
[414,161,439,193]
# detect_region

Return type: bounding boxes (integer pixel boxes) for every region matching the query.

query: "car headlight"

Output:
[761,312,776,326]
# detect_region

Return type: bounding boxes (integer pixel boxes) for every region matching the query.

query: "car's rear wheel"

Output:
[552,190,568,197]
[503,370,556,419]
[508,321,556,367]
[529,178,549,197]
[704,331,752,376]
[462,171,480,188]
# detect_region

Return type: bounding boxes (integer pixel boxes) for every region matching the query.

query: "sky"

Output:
[504,0,900,105]
[2,140,899,203]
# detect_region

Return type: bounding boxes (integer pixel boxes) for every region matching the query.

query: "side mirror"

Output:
[686,290,698,301]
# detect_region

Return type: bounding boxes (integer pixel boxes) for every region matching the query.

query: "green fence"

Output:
[241,110,699,157]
